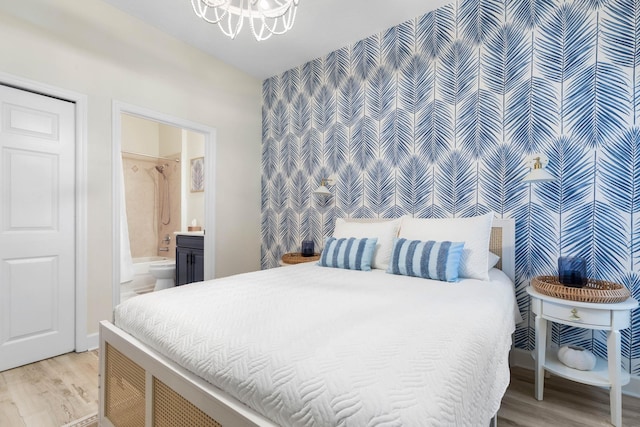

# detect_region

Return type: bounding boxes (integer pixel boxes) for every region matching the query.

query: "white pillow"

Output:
[488,251,500,269]
[333,217,403,270]
[398,213,494,281]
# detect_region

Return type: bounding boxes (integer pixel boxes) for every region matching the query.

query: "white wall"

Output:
[122,114,160,156]
[158,123,182,158]
[0,0,262,335]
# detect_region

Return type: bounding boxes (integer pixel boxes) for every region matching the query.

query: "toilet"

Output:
[149,262,176,291]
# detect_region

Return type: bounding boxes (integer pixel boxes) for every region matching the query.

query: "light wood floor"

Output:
[500,367,640,427]
[1,351,639,426]
[0,351,98,427]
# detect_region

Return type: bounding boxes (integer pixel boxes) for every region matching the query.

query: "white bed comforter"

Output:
[115,263,518,427]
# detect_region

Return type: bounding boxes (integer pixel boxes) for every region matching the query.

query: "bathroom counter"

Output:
[174,231,204,236]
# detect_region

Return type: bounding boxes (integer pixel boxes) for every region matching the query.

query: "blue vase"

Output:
[558,257,587,288]
[301,240,314,257]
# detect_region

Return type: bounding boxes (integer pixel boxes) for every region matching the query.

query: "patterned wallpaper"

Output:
[261,0,640,375]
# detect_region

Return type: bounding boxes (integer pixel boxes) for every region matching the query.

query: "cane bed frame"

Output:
[99,218,515,427]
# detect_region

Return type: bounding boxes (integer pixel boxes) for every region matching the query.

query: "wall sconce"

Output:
[523,154,555,183]
[313,175,337,197]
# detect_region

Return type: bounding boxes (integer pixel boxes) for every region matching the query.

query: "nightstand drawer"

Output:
[542,301,611,326]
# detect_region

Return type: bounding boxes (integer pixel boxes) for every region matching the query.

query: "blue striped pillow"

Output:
[318,237,378,271]
[387,238,465,282]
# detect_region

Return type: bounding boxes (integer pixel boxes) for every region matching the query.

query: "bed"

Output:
[99,217,517,427]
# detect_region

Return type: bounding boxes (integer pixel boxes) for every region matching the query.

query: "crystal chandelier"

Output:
[191,0,299,41]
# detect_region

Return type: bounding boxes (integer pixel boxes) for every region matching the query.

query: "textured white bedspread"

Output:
[115,264,518,426]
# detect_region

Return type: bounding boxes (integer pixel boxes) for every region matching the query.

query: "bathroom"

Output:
[120,113,205,301]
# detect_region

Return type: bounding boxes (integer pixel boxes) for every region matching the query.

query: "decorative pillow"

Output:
[333,217,403,270]
[398,213,494,281]
[488,251,500,269]
[318,237,378,271]
[387,238,465,282]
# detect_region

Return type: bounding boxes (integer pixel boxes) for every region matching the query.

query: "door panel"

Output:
[5,150,57,229]
[0,85,75,371]
[5,256,57,340]
[193,250,204,283]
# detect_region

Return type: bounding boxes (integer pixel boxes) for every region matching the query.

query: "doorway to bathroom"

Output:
[112,102,216,307]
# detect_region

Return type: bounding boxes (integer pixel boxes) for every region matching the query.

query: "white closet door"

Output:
[0,84,75,371]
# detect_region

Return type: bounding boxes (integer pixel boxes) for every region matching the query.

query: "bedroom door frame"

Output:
[0,71,89,353]
[111,101,217,308]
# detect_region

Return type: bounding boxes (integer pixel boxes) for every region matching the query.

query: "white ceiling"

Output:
[100,0,450,80]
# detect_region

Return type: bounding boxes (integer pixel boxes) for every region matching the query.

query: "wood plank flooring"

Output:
[1,351,639,426]
[0,351,98,427]
[500,367,640,427]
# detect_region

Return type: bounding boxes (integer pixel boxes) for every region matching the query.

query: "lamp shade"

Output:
[313,185,332,196]
[523,168,555,183]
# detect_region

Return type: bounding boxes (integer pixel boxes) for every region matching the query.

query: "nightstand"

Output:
[527,286,638,427]
[279,252,320,266]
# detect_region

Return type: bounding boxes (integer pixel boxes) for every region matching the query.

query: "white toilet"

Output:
[149,262,176,291]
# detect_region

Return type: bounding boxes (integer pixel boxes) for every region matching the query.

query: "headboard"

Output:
[489,218,515,282]
[342,217,516,282]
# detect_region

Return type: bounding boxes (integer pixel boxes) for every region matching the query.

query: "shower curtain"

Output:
[119,155,134,284]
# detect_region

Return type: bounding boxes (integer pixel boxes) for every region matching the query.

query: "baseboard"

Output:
[510,348,640,398]
[625,374,640,398]
[510,347,535,370]
[85,332,99,351]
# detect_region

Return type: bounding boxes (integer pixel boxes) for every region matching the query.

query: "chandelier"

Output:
[191,0,299,41]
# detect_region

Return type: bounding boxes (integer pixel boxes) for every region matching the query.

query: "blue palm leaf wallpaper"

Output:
[291,93,310,137]
[325,123,348,173]
[539,136,592,215]
[397,155,431,217]
[458,0,503,45]
[261,0,640,377]
[281,67,299,104]
[483,23,531,95]
[506,77,558,152]
[458,88,500,158]
[326,47,349,90]
[536,4,594,84]
[480,144,527,216]
[566,62,630,148]
[399,54,432,114]
[417,4,455,60]
[302,58,323,97]
[337,75,364,127]
[509,0,555,30]
[438,41,478,107]
[353,35,380,81]
[280,133,298,177]
[416,99,453,163]
[351,115,378,172]
[436,150,476,216]
[381,20,414,71]
[380,109,412,168]
[366,66,395,122]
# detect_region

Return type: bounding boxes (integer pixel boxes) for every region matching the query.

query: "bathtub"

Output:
[132,256,170,276]
[122,256,172,300]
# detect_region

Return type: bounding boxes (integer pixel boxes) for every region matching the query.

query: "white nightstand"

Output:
[527,286,638,427]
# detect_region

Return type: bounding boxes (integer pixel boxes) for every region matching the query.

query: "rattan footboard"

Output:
[104,343,145,426]
[99,321,277,427]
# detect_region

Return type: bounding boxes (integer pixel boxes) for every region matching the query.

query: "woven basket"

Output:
[532,275,630,303]
[281,252,320,264]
